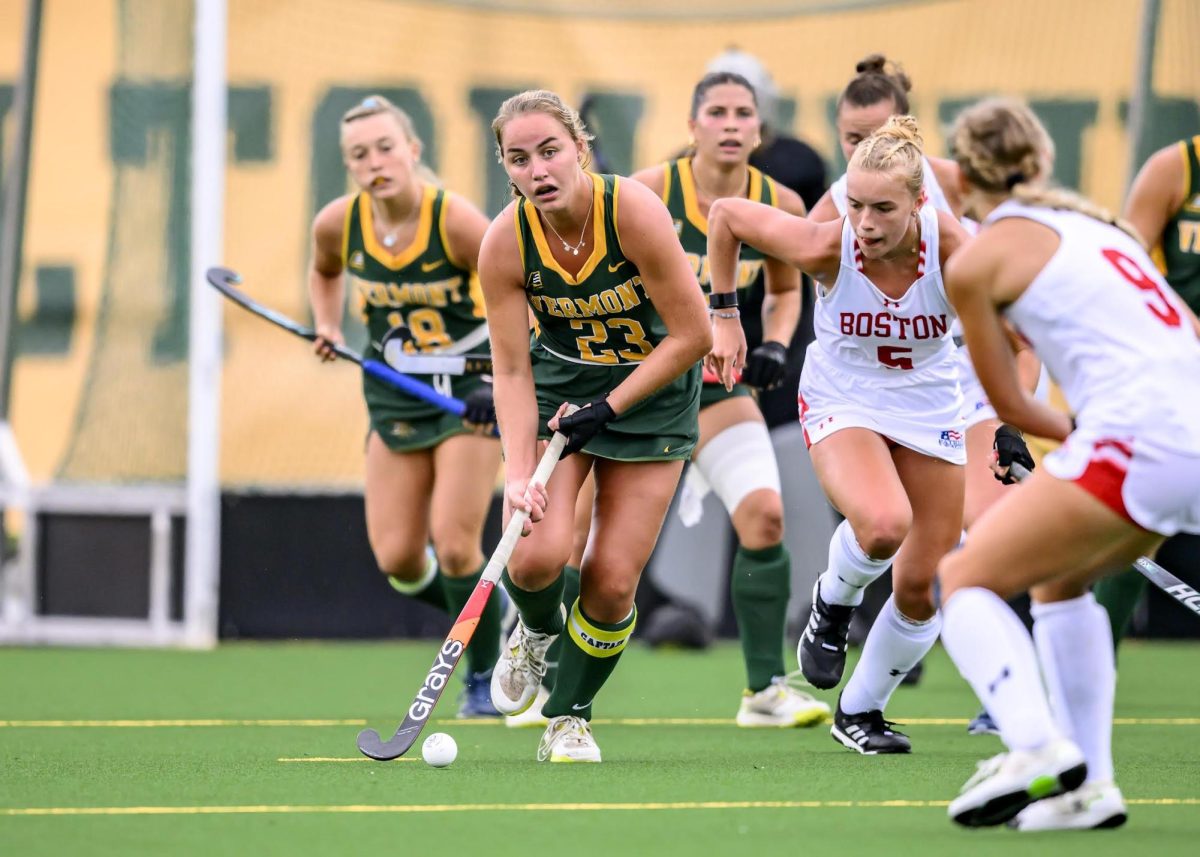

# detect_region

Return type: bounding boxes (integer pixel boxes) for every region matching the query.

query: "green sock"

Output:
[1093,566,1148,650]
[730,543,791,692]
[542,598,636,720]
[441,563,502,675]
[386,551,447,612]
[543,565,580,690]
[500,567,565,635]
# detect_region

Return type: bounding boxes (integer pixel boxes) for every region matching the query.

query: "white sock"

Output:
[942,587,1059,751]
[818,520,894,607]
[1032,593,1115,783]
[840,595,941,714]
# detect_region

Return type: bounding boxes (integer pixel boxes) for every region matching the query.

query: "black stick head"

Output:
[356,726,420,761]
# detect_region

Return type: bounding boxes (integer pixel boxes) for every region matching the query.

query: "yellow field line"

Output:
[277,757,415,763]
[0,719,367,728]
[2,798,1197,817]
[2,716,1198,729]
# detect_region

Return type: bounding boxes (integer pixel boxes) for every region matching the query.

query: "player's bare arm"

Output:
[309,196,351,359]
[1124,143,1186,251]
[441,191,491,271]
[478,205,542,492]
[607,178,712,415]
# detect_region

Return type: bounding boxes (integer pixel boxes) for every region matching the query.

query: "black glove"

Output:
[993,424,1035,485]
[556,397,616,457]
[741,341,789,390]
[462,383,495,428]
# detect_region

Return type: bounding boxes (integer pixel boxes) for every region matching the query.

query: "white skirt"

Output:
[1046,429,1200,536]
[799,345,966,465]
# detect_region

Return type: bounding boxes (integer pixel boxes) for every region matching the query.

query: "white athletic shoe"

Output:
[537,715,602,763]
[1011,781,1128,831]
[948,737,1088,828]
[736,673,831,728]
[490,618,557,715]
[505,684,551,729]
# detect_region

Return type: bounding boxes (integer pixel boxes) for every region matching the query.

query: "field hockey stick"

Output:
[356,420,573,760]
[1009,461,1200,618]
[381,334,492,377]
[206,266,465,416]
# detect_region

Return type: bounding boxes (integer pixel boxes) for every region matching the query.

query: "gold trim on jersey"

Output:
[764,173,777,207]
[678,157,709,235]
[612,174,625,257]
[523,172,608,286]
[340,196,355,267]
[437,189,463,270]
[512,205,526,270]
[678,159,764,236]
[1184,136,1200,215]
[747,165,763,207]
[466,271,486,319]
[659,161,672,206]
[1180,139,1192,212]
[359,183,436,270]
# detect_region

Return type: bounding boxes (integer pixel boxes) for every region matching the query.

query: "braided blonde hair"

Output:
[848,114,925,199]
[951,97,1143,244]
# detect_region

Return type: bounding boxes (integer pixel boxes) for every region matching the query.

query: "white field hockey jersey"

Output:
[989,200,1200,442]
[831,156,953,217]
[811,203,956,376]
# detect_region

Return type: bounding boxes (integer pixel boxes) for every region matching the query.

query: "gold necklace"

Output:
[541,185,593,256]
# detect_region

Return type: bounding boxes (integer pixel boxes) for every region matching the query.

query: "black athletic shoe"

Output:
[831,698,912,755]
[798,580,855,689]
[967,708,1000,736]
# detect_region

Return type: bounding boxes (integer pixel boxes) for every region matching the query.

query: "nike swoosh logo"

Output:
[607,260,627,273]
[571,701,592,711]
[421,259,445,272]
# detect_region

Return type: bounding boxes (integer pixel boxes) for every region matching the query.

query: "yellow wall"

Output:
[4,0,1198,486]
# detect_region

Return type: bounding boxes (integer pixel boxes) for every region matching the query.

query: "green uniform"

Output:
[343,185,490,451]
[515,172,700,461]
[661,157,777,409]
[1157,135,1200,312]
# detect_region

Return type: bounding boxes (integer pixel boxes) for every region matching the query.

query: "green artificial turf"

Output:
[0,641,1196,856]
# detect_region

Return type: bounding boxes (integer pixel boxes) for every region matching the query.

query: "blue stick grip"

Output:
[360,358,466,417]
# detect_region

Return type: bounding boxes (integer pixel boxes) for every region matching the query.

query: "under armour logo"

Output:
[987,666,1011,695]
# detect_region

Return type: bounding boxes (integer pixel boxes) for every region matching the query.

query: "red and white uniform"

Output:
[834,163,1011,429]
[990,200,1200,534]
[799,203,966,463]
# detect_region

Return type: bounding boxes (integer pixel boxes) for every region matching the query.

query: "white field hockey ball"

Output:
[421,732,457,768]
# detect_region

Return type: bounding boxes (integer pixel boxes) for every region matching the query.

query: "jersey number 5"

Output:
[1102,248,1181,328]
[877,345,914,370]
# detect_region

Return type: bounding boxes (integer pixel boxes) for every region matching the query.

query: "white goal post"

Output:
[0,0,225,648]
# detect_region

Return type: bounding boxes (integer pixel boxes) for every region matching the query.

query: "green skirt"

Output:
[532,344,701,461]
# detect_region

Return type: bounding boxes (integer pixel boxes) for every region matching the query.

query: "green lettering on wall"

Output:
[110,81,191,362]
[16,265,75,355]
[576,91,644,177]
[229,85,273,161]
[1119,96,1200,170]
[939,98,1099,191]
[110,82,277,362]
[469,85,537,217]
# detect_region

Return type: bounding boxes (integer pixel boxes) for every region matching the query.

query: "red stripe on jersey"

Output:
[1073,438,1137,526]
[798,393,812,448]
